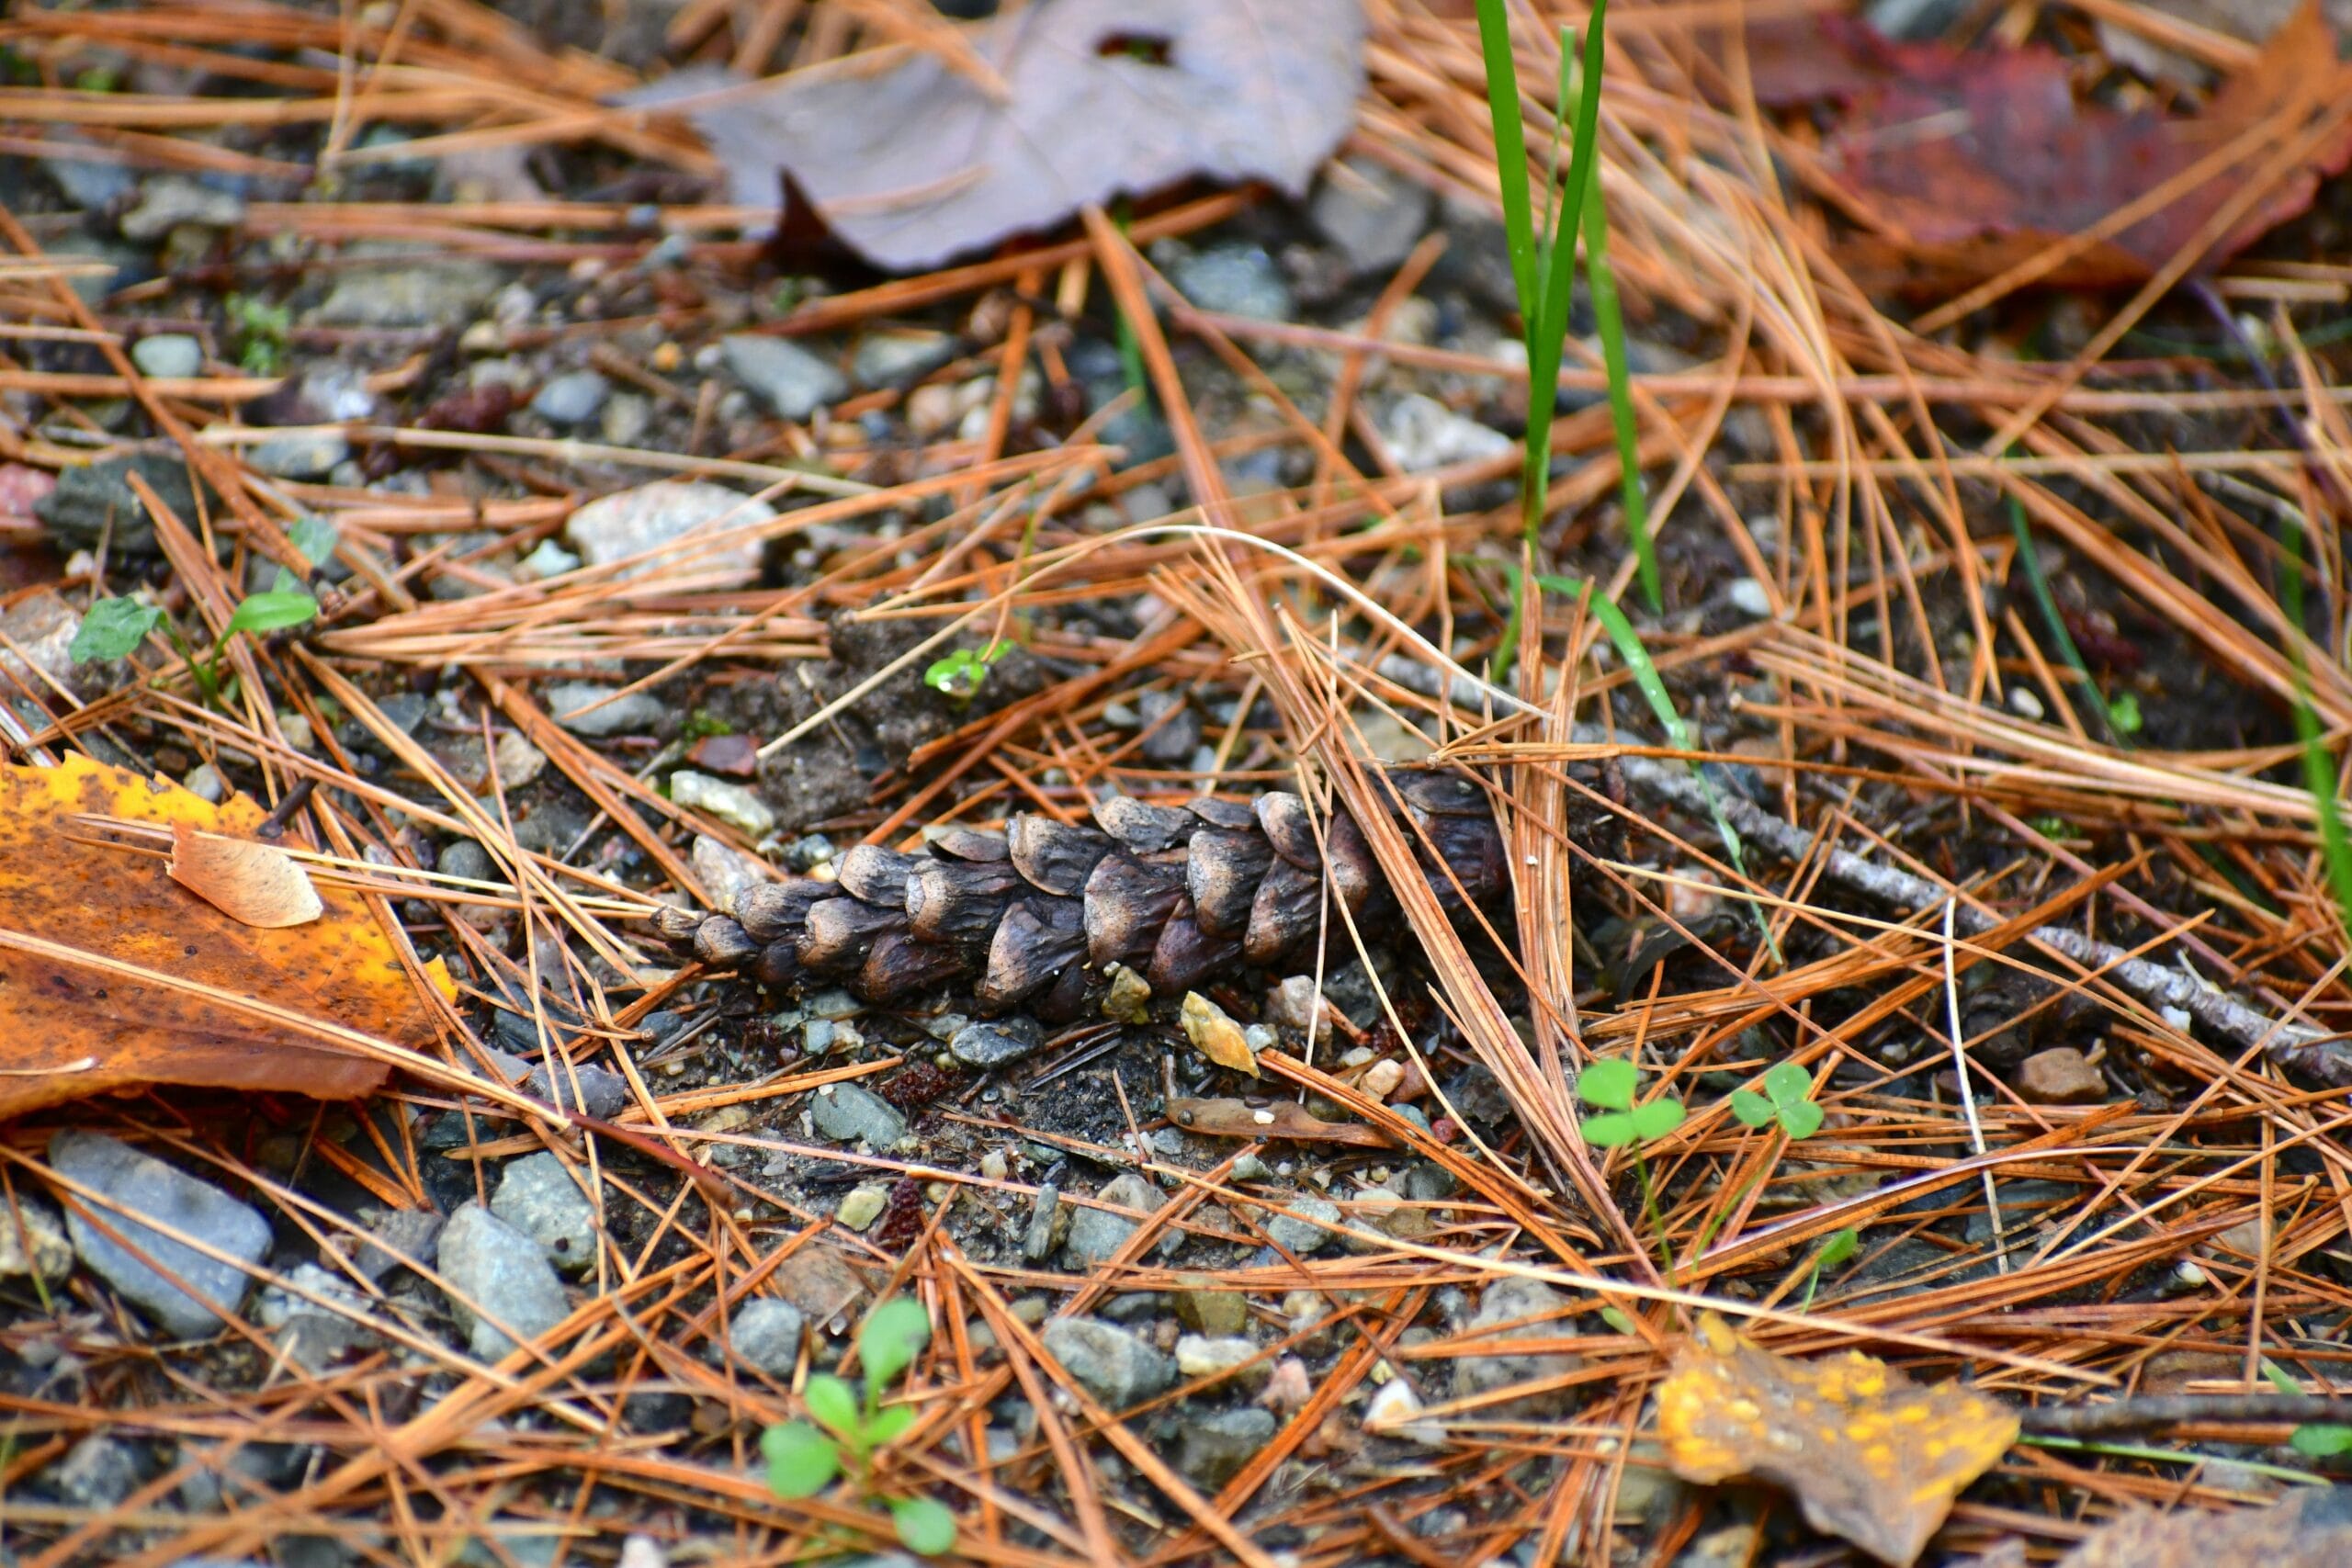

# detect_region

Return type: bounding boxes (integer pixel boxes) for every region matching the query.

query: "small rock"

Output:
[308,252,503,329]
[1264,1196,1343,1256]
[810,1084,909,1149]
[671,770,775,838]
[835,1182,892,1231]
[1310,156,1432,276]
[1039,1315,1174,1407]
[1101,963,1151,1023]
[351,1209,445,1282]
[771,1244,869,1328]
[0,590,83,694]
[119,177,244,242]
[35,450,201,552]
[247,431,351,480]
[183,762,228,804]
[728,1298,807,1375]
[1064,1172,1166,1268]
[50,1434,144,1510]
[1359,1060,1404,1101]
[545,681,665,738]
[692,834,767,916]
[852,329,956,390]
[2016,1046,2106,1104]
[601,391,653,447]
[1172,1278,1248,1337]
[51,1130,270,1339]
[1023,1186,1066,1263]
[529,370,609,425]
[517,538,582,581]
[1726,577,1774,619]
[254,1262,379,1370]
[949,1016,1046,1069]
[785,833,838,872]
[1181,990,1256,1074]
[1363,1378,1444,1444]
[564,479,770,584]
[1167,243,1294,321]
[2008,685,2046,721]
[490,1153,601,1274]
[436,1202,570,1360]
[1383,393,1514,472]
[1457,1278,1581,1415]
[617,1536,668,1568]
[722,334,847,422]
[1173,1406,1275,1486]
[0,1192,73,1281]
[1175,1333,1268,1390]
[131,333,204,380]
[1264,976,1329,1043]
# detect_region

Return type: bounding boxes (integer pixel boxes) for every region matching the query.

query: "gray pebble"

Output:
[435,1202,570,1360]
[247,431,351,480]
[564,479,769,583]
[669,770,775,837]
[439,839,494,885]
[1063,1171,1167,1269]
[1173,1406,1276,1486]
[600,391,652,447]
[51,1130,269,1339]
[491,1153,601,1274]
[851,329,956,390]
[524,1060,628,1120]
[254,1262,379,1370]
[1167,243,1293,321]
[728,1297,807,1376]
[1382,393,1513,472]
[131,333,204,380]
[307,253,502,329]
[721,334,846,422]
[1309,156,1432,276]
[1264,1196,1343,1257]
[119,177,244,242]
[810,1084,908,1149]
[529,369,610,426]
[948,1016,1045,1069]
[1022,1185,1065,1263]
[1457,1277,1581,1416]
[50,1433,145,1510]
[544,681,665,738]
[1038,1315,1174,1408]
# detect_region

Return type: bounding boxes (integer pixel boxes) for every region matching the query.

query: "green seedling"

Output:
[762,1295,957,1557]
[1576,1057,1684,1274]
[923,640,1006,703]
[1798,1226,1860,1310]
[2263,1359,2352,1458]
[1730,1060,1824,1142]
[70,578,320,710]
[225,293,291,376]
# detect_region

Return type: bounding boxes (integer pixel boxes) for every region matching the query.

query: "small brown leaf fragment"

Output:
[1165,1096,1390,1148]
[168,821,323,929]
[1657,1314,2018,1566]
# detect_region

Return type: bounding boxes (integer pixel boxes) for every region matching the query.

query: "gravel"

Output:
[669,770,776,837]
[1165,243,1294,321]
[1382,392,1514,471]
[1309,156,1432,276]
[525,1059,629,1120]
[435,1202,571,1360]
[947,1016,1045,1069]
[529,369,610,425]
[0,1191,73,1282]
[491,1153,602,1274]
[50,1433,144,1510]
[721,334,847,421]
[1171,1406,1275,1486]
[563,479,770,584]
[51,1130,271,1339]
[130,333,204,379]
[1264,1195,1343,1256]
[119,176,245,241]
[1038,1315,1174,1408]
[1455,1278,1582,1416]
[727,1298,807,1376]
[306,252,503,328]
[809,1083,909,1149]
[1063,1171,1167,1268]
[545,682,666,738]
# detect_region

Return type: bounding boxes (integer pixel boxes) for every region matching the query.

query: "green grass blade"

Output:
[1472,0,1541,325]
[2279,529,2352,943]
[1578,155,1655,610]
[2005,492,2116,746]
[1521,2,1611,538]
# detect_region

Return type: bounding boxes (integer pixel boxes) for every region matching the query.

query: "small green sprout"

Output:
[1799,1226,1860,1310]
[288,515,340,569]
[2263,1359,2352,1459]
[923,640,1006,703]
[2106,692,2143,736]
[70,577,319,709]
[1730,1060,1824,1141]
[225,293,291,376]
[763,1295,957,1556]
[1575,1058,1684,1148]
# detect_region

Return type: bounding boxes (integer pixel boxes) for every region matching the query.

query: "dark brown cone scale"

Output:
[665,772,1521,1021]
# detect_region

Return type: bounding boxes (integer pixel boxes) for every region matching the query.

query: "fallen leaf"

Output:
[1181,989,1258,1077]
[1657,1314,2018,1566]
[168,821,323,929]
[1973,1485,2352,1567]
[0,753,453,1116]
[1740,5,2352,288]
[674,0,1365,271]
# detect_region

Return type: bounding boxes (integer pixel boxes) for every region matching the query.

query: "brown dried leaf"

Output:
[0,754,453,1116]
[675,0,1365,271]
[1657,1314,2018,1566]
[168,820,323,929]
[1745,4,2352,288]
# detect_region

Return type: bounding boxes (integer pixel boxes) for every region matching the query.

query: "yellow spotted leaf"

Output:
[1657,1314,2018,1566]
[0,753,454,1116]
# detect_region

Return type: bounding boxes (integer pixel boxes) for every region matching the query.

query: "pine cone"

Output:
[657,771,1531,1021]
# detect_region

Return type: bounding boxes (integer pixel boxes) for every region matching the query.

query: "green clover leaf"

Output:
[1579,1111,1637,1147]
[1760,1060,1811,1106]
[761,1421,840,1498]
[1729,1088,1774,1127]
[1576,1058,1637,1111]
[1776,1098,1825,1140]
[1626,1099,1685,1141]
[891,1495,958,1555]
[69,597,164,663]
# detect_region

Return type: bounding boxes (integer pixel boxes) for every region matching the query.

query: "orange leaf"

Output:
[168,820,323,929]
[0,753,454,1116]
[1657,1314,2018,1566]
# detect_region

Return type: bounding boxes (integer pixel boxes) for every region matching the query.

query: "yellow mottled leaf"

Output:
[1657,1314,2018,1566]
[0,753,452,1115]
[1181,990,1258,1077]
